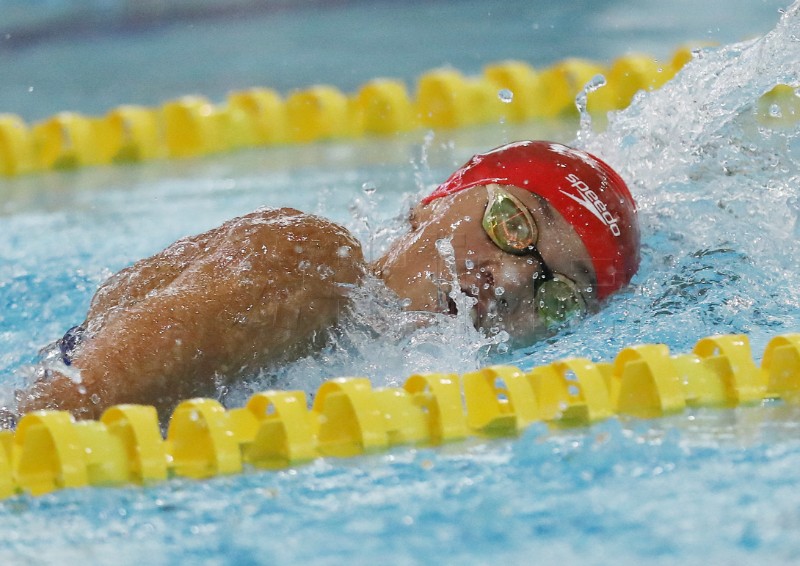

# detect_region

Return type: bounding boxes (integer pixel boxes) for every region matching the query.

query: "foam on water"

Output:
[2,3,800,564]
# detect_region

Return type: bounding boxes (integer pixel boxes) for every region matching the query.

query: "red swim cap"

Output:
[423,141,640,300]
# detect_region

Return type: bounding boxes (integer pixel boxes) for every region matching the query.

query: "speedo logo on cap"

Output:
[561,173,621,237]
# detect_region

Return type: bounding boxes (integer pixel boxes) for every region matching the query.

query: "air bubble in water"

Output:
[769,103,783,117]
[498,89,514,103]
[362,182,377,196]
[465,259,475,270]
[494,286,505,296]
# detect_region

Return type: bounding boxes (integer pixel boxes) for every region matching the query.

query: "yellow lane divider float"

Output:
[0,45,716,177]
[2,45,796,178]
[1,332,799,498]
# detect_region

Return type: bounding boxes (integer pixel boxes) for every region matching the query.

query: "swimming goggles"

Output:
[481,185,587,326]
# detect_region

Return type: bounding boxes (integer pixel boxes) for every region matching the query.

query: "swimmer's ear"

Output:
[408,202,435,230]
[408,207,421,230]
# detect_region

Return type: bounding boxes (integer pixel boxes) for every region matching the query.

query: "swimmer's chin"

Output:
[469,300,570,350]
[398,288,559,349]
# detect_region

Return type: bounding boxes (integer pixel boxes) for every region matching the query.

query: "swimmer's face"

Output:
[374,184,598,345]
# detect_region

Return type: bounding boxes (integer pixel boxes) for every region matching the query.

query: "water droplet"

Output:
[585,74,607,94]
[400,298,413,308]
[465,259,475,270]
[362,182,377,196]
[769,103,783,117]
[494,286,505,296]
[435,238,454,255]
[298,260,311,271]
[498,88,514,103]
[575,74,607,142]
[568,385,580,396]
[90,394,101,405]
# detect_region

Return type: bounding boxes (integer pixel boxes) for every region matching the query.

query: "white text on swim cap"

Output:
[561,173,621,237]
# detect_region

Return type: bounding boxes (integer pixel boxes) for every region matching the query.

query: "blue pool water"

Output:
[2,0,800,564]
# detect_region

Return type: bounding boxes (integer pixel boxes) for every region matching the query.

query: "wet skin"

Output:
[374,183,598,346]
[17,184,597,421]
[18,208,365,420]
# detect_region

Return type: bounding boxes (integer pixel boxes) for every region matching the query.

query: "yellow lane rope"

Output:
[0,45,719,177]
[1,332,799,498]
[3,46,794,178]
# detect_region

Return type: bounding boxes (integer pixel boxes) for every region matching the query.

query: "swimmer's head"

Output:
[424,140,640,299]
[375,140,640,344]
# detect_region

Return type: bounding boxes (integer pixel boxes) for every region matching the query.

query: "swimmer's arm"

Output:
[19,208,365,421]
[85,225,215,320]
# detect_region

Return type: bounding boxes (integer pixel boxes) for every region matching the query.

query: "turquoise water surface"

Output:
[1,1,800,564]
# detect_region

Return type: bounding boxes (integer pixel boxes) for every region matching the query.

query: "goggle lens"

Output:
[481,185,588,327]
[535,277,587,326]
[481,187,538,254]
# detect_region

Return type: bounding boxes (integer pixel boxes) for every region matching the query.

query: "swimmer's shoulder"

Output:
[238,207,364,255]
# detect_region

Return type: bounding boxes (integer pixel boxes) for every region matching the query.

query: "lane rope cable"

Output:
[1,332,799,497]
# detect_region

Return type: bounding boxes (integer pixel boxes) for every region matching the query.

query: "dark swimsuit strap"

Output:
[58,325,85,366]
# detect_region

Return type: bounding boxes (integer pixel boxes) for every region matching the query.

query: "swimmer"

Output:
[15,140,640,421]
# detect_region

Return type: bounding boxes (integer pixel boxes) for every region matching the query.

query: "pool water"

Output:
[2,0,800,564]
